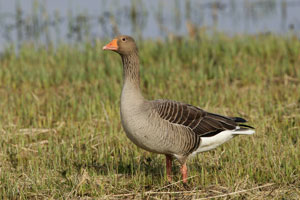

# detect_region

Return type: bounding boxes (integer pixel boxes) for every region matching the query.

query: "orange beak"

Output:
[102,39,118,51]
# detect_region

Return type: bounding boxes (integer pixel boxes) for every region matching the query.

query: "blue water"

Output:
[0,0,299,48]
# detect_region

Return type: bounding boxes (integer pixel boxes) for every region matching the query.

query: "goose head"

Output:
[103,35,138,56]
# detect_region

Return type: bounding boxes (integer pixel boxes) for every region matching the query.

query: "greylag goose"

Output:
[103,35,255,183]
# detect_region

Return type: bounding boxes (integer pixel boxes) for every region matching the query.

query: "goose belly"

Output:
[120,107,185,155]
[121,113,165,154]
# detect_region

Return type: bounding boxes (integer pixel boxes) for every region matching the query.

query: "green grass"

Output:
[0,33,299,199]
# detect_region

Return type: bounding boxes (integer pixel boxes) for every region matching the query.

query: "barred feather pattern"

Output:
[151,100,246,155]
[121,52,140,85]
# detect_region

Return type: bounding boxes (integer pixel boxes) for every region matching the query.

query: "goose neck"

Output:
[121,53,144,101]
[121,53,141,88]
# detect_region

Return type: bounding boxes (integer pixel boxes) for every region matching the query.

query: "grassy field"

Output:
[0,33,299,199]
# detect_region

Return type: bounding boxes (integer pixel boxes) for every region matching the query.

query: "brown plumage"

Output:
[153,100,240,135]
[103,35,255,184]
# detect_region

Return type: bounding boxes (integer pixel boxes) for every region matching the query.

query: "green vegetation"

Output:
[0,33,299,199]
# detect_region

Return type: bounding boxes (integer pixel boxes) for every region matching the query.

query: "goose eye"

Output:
[122,38,126,42]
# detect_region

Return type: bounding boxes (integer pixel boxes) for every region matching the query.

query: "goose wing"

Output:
[152,100,251,137]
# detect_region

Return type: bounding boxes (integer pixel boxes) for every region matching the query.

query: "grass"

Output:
[0,33,299,199]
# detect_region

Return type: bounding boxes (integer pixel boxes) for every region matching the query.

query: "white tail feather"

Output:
[191,128,254,155]
[232,128,255,135]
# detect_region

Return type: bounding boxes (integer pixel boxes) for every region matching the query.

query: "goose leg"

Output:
[165,155,173,182]
[180,163,188,183]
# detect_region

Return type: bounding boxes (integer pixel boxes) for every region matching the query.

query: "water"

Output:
[0,0,299,49]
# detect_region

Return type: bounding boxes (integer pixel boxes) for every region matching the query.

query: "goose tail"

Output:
[232,127,255,135]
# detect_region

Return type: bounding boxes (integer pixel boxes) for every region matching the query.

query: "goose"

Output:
[102,35,255,183]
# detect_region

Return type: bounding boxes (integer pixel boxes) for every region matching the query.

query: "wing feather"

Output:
[152,100,252,137]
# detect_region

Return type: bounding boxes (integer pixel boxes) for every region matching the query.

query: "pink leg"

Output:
[180,163,188,183]
[165,155,173,182]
